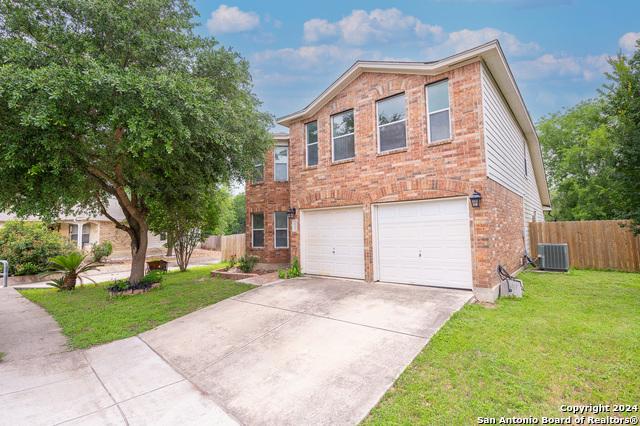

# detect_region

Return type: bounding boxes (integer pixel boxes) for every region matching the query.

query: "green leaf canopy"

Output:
[0,0,273,280]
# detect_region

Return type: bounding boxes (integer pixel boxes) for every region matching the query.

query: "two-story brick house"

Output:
[246,40,551,302]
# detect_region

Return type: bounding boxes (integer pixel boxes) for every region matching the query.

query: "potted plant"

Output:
[147,258,168,272]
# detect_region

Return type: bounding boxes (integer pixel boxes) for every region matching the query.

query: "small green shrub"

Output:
[229,254,237,269]
[0,220,76,276]
[278,257,303,279]
[142,270,166,284]
[91,241,113,262]
[106,271,165,295]
[238,254,259,273]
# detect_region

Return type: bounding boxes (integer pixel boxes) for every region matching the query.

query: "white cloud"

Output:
[511,53,610,81]
[253,45,377,71]
[303,8,443,46]
[424,28,541,59]
[619,32,640,52]
[206,5,260,34]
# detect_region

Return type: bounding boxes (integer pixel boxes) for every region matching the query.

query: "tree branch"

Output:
[95,193,130,233]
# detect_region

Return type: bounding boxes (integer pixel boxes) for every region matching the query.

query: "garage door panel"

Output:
[302,207,365,280]
[377,198,472,289]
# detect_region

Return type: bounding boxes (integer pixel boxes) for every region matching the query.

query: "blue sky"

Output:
[192,0,639,133]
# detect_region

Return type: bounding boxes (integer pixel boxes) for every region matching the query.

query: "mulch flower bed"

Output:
[210,267,257,280]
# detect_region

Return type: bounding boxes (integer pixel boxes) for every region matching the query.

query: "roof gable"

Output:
[276,40,551,209]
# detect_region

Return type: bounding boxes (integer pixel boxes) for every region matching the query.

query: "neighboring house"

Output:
[0,198,166,253]
[245,40,551,302]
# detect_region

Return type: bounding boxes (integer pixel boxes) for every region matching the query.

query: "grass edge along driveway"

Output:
[19,263,254,349]
[363,269,640,425]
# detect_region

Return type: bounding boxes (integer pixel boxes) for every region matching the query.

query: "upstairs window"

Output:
[306,121,318,167]
[332,110,355,162]
[274,212,288,248]
[377,93,407,152]
[274,146,288,181]
[253,160,264,183]
[252,213,264,248]
[426,80,451,143]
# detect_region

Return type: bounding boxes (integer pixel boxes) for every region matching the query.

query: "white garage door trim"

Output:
[373,197,473,289]
[300,206,365,280]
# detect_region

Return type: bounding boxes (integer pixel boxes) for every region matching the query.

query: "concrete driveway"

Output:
[141,277,472,425]
[0,276,472,425]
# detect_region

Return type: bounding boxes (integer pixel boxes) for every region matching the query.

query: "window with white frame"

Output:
[377,93,407,152]
[253,160,264,183]
[274,212,288,248]
[252,213,264,248]
[274,146,288,181]
[69,224,90,244]
[306,121,318,167]
[426,80,451,143]
[332,110,355,161]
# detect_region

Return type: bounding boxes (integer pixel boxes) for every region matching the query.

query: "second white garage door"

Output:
[376,198,473,289]
[301,207,365,279]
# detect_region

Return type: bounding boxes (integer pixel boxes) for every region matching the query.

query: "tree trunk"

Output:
[63,273,77,291]
[166,234,174,257]
[129,221,149,283]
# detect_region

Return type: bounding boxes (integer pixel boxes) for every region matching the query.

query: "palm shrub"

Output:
[0,220,76,275]
[47,252,103,291]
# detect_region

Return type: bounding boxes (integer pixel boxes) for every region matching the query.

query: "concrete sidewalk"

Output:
[1,276,472,425]
[0,287,238,425]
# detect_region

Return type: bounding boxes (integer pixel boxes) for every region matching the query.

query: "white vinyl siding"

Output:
[147,231,167,249]
[481,64,544,253]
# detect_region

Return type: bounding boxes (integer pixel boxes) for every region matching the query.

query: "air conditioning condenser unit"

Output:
[537,243,569,272]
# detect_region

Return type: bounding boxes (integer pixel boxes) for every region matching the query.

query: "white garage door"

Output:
[301,207,365,279]
[376,198,472,289]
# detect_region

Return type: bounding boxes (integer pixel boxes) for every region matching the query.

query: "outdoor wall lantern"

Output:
[287,207,297,219]
[469,190,482,208]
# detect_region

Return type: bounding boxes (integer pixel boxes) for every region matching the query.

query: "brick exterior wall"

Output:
[97,221,131,251]
[245,145,291,264]
[247,60,528,295]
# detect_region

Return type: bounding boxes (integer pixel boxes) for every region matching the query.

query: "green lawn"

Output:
[363,270,640,425]
[19,263,255,349]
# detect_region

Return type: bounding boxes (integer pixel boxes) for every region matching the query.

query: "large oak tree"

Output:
[0,0,273,281]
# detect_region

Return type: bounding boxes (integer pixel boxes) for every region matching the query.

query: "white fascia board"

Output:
[272,132,290,146]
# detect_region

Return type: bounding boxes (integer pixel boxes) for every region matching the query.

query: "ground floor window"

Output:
[274,212,288,248]
[252,213,264,248]
[69,224,90,244]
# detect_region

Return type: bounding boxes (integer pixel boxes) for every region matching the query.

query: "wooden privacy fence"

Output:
[200,235,221,250]
[220,234,246,262]
[530,220,640,271]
